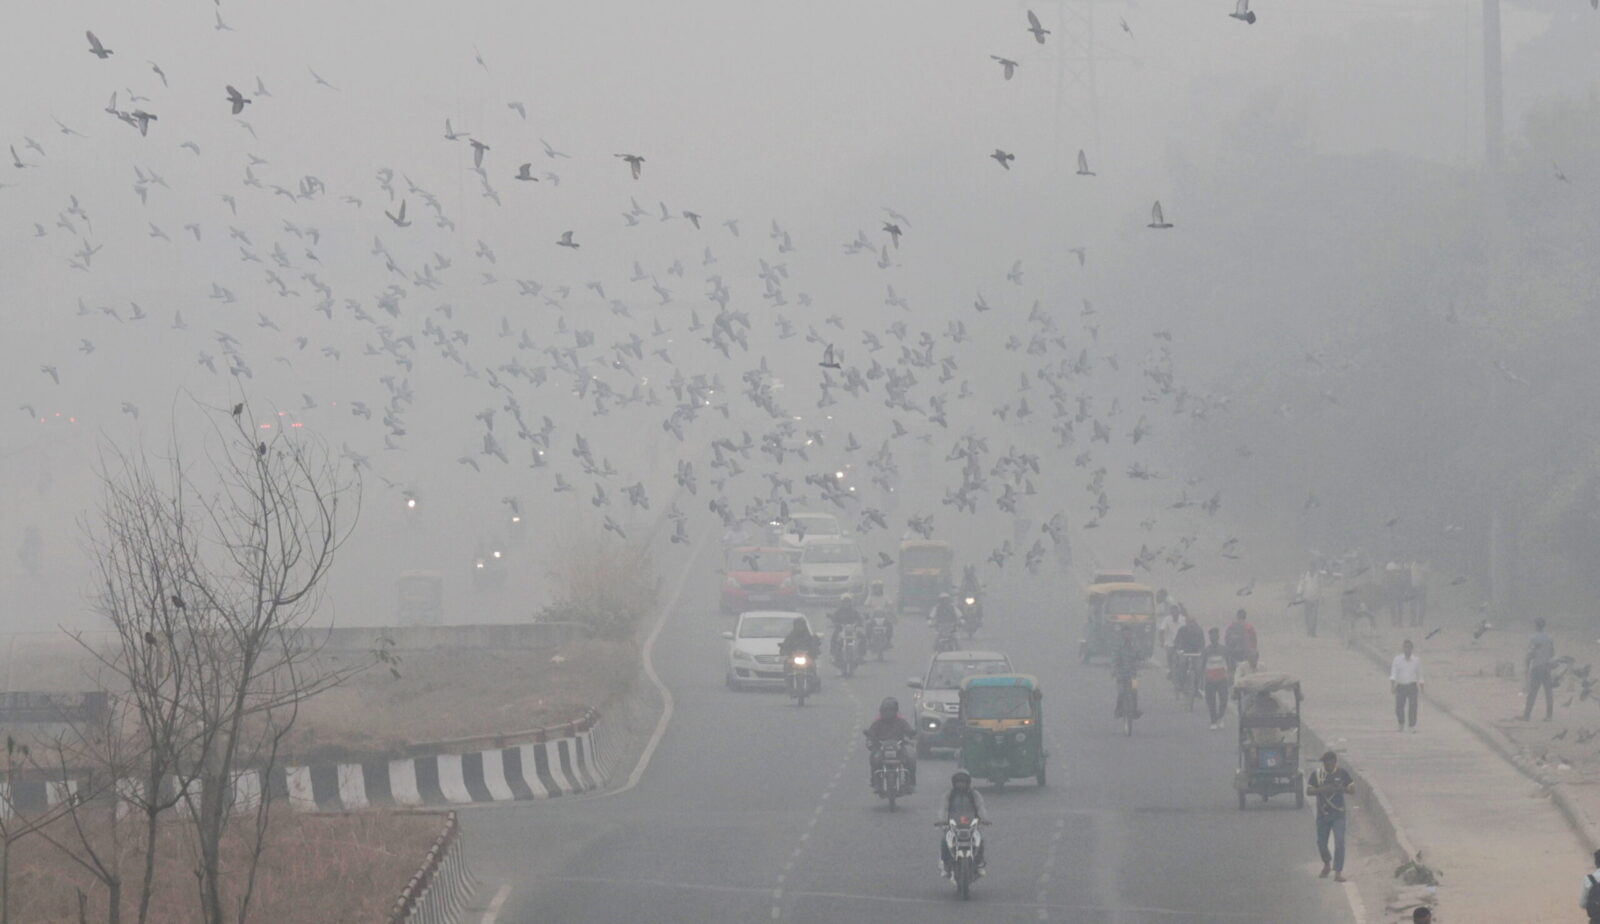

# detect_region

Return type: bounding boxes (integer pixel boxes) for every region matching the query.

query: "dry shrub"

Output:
[539,530,661,639]
[4,807,439,923]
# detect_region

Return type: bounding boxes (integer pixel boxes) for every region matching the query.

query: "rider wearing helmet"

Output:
[864,579,895,646]
[863,696,917,790]
[778,616,820,661]
[828,593,863,661]
[936,770,988,877]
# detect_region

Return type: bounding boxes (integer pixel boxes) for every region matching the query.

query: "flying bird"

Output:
[1076,149,1095,176]
[225,85,251,115]
[514,163,539,181]
[1147,201,1172,229]
[991,148,1015,170]
[616,153,645,179]
[385,200,410,227]
[469,138,490,168]
[990,56,1019,80]
[1026,10,1050,43]
[819,344,841,369]
[556,230,579,249]
[1230,0,1257,23]
[86,31,112,59]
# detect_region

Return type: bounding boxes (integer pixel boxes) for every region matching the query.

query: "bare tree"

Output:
[79,400,365,924]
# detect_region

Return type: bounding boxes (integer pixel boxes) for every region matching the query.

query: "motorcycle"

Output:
[786,651,819,706]
[940,816,986,900]
[958,593,983,638]
[866,615,891,661]
[870,739,912,811]
[837,624,864,677]
[933,623,959,653]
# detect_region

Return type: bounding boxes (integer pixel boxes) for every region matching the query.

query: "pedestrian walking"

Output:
[1201,627,1231,729]
[1581,848,1600,921]
[1297,568,1321,638]
[1307,750,1354,882]
[1523,617,1557,722]
[1224,609,1259,675]
[1390,639,1422,732]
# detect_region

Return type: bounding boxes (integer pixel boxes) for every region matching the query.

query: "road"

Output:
[464,536,1356,923]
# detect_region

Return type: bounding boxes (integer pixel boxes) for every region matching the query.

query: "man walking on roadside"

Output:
[1307,750,1355,882]
[1224,609,1259,675]
[1580,848,1600,921]
[1297,567,1322,638]
[1390,639,1423,732]
[1523,617,1557,722]
[1201,627,1231,730]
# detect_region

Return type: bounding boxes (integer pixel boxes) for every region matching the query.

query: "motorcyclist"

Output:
[1112,625,1144,720]
[958,566,983,629]
[935,770,988,877]
[778,617,820,662]
[863,697,917,791]
[864,579,894,646]
[828,594,863,662]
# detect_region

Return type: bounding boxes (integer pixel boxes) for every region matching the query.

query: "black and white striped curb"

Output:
[2,709,619,817]
[389,811,478,924]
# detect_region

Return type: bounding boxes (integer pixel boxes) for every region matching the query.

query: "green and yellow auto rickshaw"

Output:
[957,674,1046,787]
[1079,581,1158,663]
[897,540,953,615]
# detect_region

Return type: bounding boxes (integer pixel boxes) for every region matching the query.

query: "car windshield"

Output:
[803,543,859,564]
[740,615,801,639]
[926,658,1010,689]
[1104,590,1155,615]
[965,686,1033,720]
[730,550,790,572]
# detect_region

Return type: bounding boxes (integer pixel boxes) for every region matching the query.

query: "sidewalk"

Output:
[1257,600,1583,923]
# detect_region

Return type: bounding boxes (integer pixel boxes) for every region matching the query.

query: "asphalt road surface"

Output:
[464,538,1356,923]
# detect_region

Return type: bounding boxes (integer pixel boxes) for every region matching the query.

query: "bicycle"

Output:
[1173,652,1202,712]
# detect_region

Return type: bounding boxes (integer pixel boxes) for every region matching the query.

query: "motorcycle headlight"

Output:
[792,655,808,666]
[964,597,976,606]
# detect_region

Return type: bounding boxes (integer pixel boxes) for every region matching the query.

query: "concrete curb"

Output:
[1300,718,1419,861]
[1348,637,1600,854]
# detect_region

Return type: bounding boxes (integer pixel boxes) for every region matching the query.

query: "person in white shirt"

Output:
[1389,639,1423,732]
[1157,605,1180,673]
[1297,569,1322,638]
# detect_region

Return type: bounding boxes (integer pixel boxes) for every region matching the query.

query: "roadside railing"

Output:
[389,811,477,924]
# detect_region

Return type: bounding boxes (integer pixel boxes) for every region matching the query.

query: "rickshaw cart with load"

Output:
[898,540,953,615]
[1232,671,1304,809]
[957,674,1046,788]
[1079,581,1158,663]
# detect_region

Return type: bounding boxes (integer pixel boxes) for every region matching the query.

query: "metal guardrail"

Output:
[390,811,477,924]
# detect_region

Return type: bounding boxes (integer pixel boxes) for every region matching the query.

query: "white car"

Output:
[724,611,813,690]
[780,512,844,548]
[795,540,866,606]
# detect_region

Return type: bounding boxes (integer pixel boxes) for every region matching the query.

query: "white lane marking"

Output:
[595,532,707,798]
[1341,878,1367,924]
[478,882,512,924]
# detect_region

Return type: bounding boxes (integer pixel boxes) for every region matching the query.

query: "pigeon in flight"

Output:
[882,222,902,248]
[1076,149,1095,176]
[150,61,167,86]
[991,148,1015,170]
[1147,201,1172,229]
[556,230,579,249]
[1026,10,1050,43]
[225,85,251,115]
[819,344,842,369]
[616,153,645,179]
[86,31,112,59]
[514,163,539,181]
[469,138,490,168]
[1230,0,1257,23]
[385,200,410,227]
[507,101,527,119]
[990,55,1019,80]
[541,138,569,159]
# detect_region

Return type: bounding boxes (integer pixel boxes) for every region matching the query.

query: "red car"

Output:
[721,546,798,614]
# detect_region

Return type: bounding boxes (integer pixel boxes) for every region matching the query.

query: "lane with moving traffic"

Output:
[466,535,1354,922]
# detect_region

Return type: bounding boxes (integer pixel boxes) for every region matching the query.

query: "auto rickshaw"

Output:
[897,540,953,615]
[1232,671,1304,809]
[1079,581,1157,663]
[957,674,1046,788]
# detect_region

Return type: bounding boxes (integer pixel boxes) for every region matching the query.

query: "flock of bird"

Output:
[13,7,1305,600]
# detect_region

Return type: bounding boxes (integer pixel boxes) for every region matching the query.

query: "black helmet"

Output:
[879,697,898,717]
[951,770,972,787]
[792,617,807,632]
